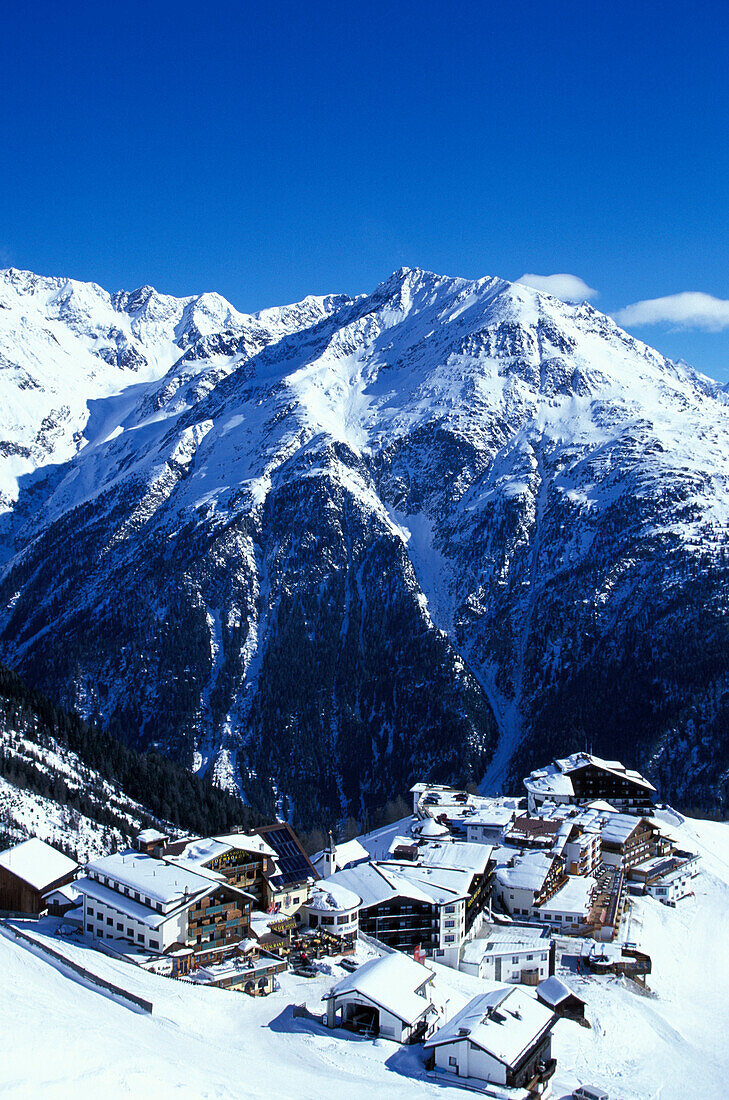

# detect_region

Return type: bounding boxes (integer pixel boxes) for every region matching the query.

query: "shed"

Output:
[536,976,586,1023]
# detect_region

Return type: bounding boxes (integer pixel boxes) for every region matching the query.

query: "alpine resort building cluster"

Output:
[0,753,704,1098]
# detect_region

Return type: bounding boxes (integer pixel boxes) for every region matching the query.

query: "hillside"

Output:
[0,664,263,860]
[0,266,728,826]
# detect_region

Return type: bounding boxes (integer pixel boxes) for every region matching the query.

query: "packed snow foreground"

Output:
[1,756,728,1099]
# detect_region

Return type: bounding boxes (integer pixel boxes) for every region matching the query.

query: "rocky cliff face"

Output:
[0,265,727,825]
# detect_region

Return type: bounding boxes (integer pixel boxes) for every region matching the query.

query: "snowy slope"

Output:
[1,266,729,823]
[0,723,172,862]
[1,812,727,1099]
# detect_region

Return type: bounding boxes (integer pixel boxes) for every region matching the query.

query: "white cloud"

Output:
[516,273,598,303]
[613,292,729,332]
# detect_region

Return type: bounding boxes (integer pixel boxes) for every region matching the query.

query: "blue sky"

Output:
[2,1,728,378]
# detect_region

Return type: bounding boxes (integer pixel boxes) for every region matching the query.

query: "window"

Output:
[527,954,533,961]
[445,935,454,943]
[292,896,300,904]
[445,905,455,914]
[149,939,159,949]
[512,956,519,964]
[87,906,94,916]
[449,1056,458,1067]
[107,917,113,926]
[445,920,455,928]
[337,915,348,925]
[86,923,93,932]
[137,934,144,942]
[145,897,151,906]
[117,923,123,931]
[96,929,102,937]
[127,928,133,937]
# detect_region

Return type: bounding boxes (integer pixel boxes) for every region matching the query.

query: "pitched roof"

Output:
[536,975,584,1008]
[0,838,77,891]
[525,754,656,798]
[425,987,555,1067]
[86,849,220,906]
[311,838,369,874]
[326,953,434,1025]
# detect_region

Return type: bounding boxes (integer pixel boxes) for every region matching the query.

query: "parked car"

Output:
[292,964,318,978]
[572,1087,609,1100]
[339,957,359,972]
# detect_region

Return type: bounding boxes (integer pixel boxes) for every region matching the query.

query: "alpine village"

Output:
[1,751,699,1099]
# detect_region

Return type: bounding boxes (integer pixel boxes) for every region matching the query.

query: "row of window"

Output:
[88,873,164,913]
[85,920,160,951]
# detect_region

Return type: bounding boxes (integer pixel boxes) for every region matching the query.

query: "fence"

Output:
[0,919,153,1014]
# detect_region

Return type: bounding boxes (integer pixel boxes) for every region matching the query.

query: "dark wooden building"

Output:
[0,837,78,915]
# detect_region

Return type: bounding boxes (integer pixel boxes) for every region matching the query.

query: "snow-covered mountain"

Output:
[0,265,728,826]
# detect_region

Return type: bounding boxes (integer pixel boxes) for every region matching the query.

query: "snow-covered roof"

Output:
[326,953,434,1025]
[86,850,220,906]
[413,817,450,838]
[425,987,555,1067]
[311,838,369,874]
[466,805,516,828]
[383,862,471,904]
[214,833,276,858]
[495,851,556,892]
[536,975,583,1008]
[537,875,594,916]
[136,829,168,844]
[600,813,646,845]
[525,754,656,798]
[417,841,493,876]
[42,882,81,905]
[0,838,77,891]
[172,838,233,867]
[586,799,618,813]
[75,874,216,929]
[328,860,466,909]
[461,927,550,964]
[305,881,361,912]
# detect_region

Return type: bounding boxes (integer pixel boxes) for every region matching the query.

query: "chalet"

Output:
[425,987,557,1094]
[533,874,596,930]
[460,925,554,985]
[165,830,276,910]
[599,814,669,870]
[43,882,82,918]
[327,861,468,966]
[76,848,253,955]
[505,815,562,850]
[536,976,586,1023]
[558,822,602,877]
[325,952,440,1043]
[494,850,565,919]
[0,838,78,915]
[524,754,656,815]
